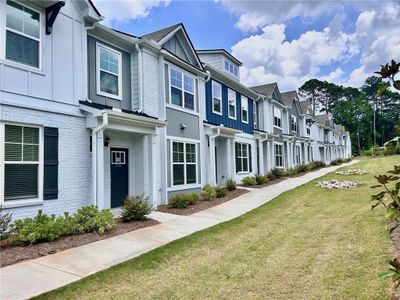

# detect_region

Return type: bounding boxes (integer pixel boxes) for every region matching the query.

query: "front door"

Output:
[110,148,129,208]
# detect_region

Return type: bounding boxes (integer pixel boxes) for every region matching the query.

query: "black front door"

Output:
[110,148,129,208]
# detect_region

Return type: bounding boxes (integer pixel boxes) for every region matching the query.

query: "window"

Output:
[306,127,311,135]
[253,101,258,129]
[172,142,197,186]
[224,59,239,77]
[170,68,195,110]
[273,106,282,128]
[241,96,248,123]
[228,88,236,119]
[212,80,222,114]
[97,43,122,99]
[291,115,297,132]
[5,1,40,68]
[235,142,250,173]
[111,151,125,165]
[4,124,40,201]
[295,145,301,164]
[274,144,283,167]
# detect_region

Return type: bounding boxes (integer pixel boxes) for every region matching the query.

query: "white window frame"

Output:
[211,80,222,115]
[168,66,196,112]
[96,42,123,100]
[241,95,248,124]
[274,143,284,168]
[291,115,297,132]
[223,58,239,78]
[273,106,282,129]
[0,122,44,205]
[235,142,250,174]
[171,141,198,187]
[2,0,43,71]
[227,88,236,120]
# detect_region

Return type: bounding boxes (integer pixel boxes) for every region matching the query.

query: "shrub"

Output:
[269,168,283,179]
[284,168,298,176]
[73,206,115,234]
[215,186,228,198]
[12,210,66,244]
[307,161,326,170]
[0,206,14,240]
[242,176,257,186]
[169,194,190,209]
[202,184,217,200]
[295,164,308,173]
[384,144,396,156]
[121,196,152,221]
[362,145,383,157]
[330,159,344,166]
[186,192,200,205]
[225,177,236,191]
[254,174,268,185]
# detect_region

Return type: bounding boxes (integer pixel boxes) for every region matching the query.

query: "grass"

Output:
[36,156,399,300]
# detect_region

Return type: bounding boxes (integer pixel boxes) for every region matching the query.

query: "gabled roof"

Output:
[197,49,243,66]
[299,101,311,114]
[281,91,297,107]
[250,83,277,97]
[141,24,180,42]
[315,115,330,126]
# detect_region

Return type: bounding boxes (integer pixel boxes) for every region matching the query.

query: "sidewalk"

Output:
[0,161,357,300]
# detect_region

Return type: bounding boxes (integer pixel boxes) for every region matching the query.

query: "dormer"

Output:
[197,49,242,82]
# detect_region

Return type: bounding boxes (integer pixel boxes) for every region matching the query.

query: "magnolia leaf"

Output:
[394,81,400,90]
[377,83,390,96]
[379,270,396,278]
[370,185,383,189]
[386,208,400,219]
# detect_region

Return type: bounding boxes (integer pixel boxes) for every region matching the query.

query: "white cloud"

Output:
[92,0,171,25]
[230,2,400,90]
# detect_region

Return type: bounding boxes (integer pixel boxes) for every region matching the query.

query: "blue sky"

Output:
[93,0,400,91]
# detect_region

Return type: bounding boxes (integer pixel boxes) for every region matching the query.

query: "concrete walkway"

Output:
[0,161,357,300]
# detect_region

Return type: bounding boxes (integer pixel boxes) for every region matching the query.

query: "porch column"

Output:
[226,138,232,178]
[288,142,292,168]
[258,140,264,174]
[209,136,216,185]
[96,130,106,209]
[149,134,158,207]
[143,135,150,198]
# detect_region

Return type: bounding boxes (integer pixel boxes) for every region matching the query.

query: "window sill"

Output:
[212,110,223,116]
[166,104,198,116]
[96,91,122,101]
[168,183,201,192]
[1,199,43,209]
[237,171,250,175]
[0,60,45,76]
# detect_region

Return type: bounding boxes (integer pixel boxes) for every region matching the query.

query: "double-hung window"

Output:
[274,144,283,167]
[170,68,195,110]
[291,115,297,132]
[228,88,236,119]
[212,80,222,115]
[273,106,282,128]
[172,142,197,186]
[5,0,41,68]
[306,126,311,135]
[224,60,239,77]
[241,96,248,123]
[235,142,249,173]
[4,124,41,201]
[97,43,122,99]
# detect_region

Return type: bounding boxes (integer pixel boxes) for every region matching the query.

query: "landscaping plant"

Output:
[242,176,257,186]
[295,164,308,173]
[215,186,228,198]
[73,206,115,234]
[0,206,14,241]
[269,168,284,179]
[169,194,190,209]
[225,177,236,191]
[121,196,153,221]
[254,174,268,185]
[202,184,217,200]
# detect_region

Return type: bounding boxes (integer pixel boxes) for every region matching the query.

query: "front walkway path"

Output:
[0,161,357,300]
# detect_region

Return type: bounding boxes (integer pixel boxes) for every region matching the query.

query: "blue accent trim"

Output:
[205,79,254,134]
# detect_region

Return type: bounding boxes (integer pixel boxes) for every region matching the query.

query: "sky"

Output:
[92,0,400,92]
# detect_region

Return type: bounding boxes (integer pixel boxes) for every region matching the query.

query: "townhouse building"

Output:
[0,0,351,219]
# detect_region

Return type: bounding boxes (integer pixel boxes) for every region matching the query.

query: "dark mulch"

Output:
[156,188,249,216]
[0,218,159,268]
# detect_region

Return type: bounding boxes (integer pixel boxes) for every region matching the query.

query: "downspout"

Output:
[92,112,108,207]
[135,43,143,112]
[205,70,211,82]
[84,23,98,102]
[209,127,221,185]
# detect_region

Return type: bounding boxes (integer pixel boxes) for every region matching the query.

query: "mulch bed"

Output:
[0,218,159,268]
[156,188,249,216]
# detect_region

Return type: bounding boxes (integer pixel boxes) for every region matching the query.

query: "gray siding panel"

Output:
[166,108,200,139]
[87,36,131,110]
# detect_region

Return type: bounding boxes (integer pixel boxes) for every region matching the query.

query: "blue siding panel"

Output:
[205,80,254,134]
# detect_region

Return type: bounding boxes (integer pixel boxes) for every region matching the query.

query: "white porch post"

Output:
[258,140,264,174]
[209,136,216,185]
[96,130,105,209]
[149,134,158,206]
[143,135,150,198]
[226,138,232,178]
[288,142,293,168]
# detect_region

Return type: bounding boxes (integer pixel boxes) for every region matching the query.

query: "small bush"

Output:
[0,206,14,241]
[362,145,383,157]
[254,174,268,185]
[284,168,298,176]
[202,184,217,200]
[215,186,228,198]
[270,168,283,179]
[121,196,152,221]
[225,177,236,191]
[242,176,257,186]
[73,206,115,234]
[295,164,308,173]
[12,210,66,244]
[330,158,344,166]
[186,193,200,205]
[169,193,200,209]
[384,144,396,156]
[307,161,326,170]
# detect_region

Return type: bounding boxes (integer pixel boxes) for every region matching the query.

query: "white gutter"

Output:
[205,70,211,82]
[92,112,108,207]
[135,43,143,112]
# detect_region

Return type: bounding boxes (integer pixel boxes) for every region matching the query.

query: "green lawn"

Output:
[37,156,399,300]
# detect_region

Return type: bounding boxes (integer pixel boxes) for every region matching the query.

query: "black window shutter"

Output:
[43,127,58,200]
[235,142,240,173]
[249,144,252,172]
